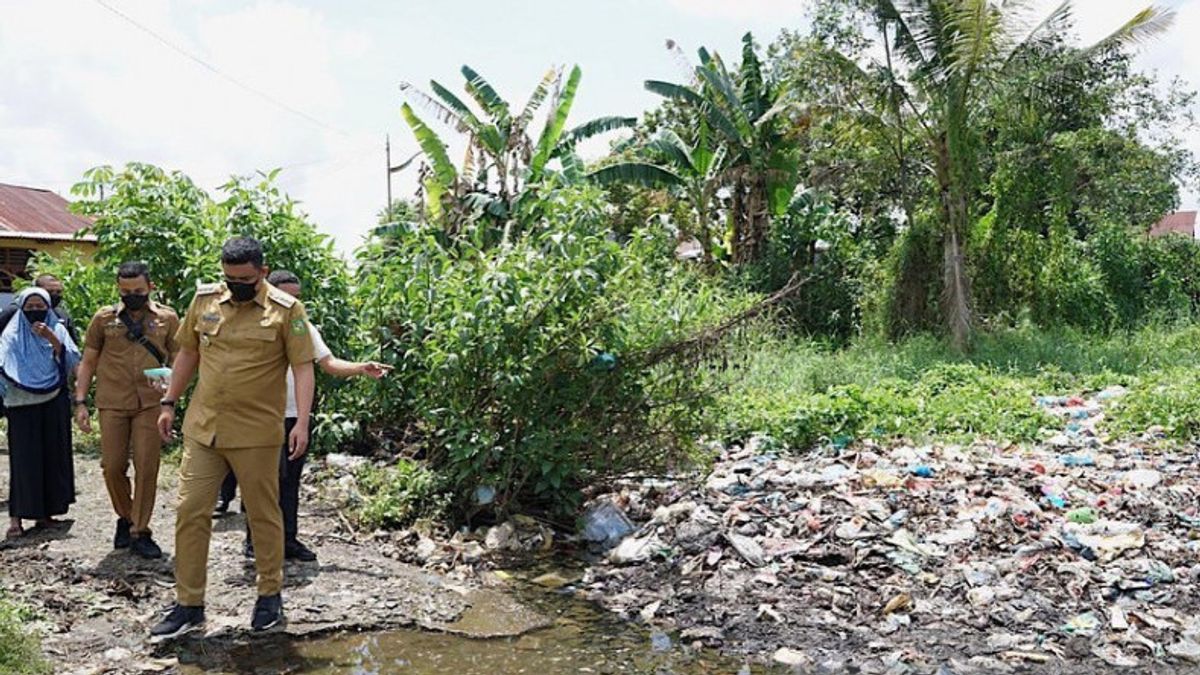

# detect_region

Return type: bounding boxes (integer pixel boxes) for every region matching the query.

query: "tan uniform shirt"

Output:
[84,300,181,411]
[176,281,315,448]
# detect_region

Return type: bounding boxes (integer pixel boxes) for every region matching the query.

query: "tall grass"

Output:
[712,322,1200,449]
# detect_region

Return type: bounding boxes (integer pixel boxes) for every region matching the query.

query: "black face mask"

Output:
[226,279,259,302]
[24,309,48,324]
[122,294,149,311]
[48,294,62,309]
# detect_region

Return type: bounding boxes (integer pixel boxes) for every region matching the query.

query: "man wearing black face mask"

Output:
[151,236,315,640]
[73,262,180,559]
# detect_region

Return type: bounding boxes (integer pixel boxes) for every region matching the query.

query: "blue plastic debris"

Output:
[1061,454,1095,467]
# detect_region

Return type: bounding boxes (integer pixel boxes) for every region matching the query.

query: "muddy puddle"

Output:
[175,568,782,674]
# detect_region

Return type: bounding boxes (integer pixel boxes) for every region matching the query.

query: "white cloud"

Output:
[2,0,1198,258]
[663,0,808,21]
[0,0,376,255]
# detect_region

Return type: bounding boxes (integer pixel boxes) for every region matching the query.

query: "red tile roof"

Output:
[1150,211,1197,239]
[0,183,93,238]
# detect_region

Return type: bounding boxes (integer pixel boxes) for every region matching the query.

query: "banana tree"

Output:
[589,124,727,262]
[865,0,1173,350]
[400,66,635,231]
[595,33,802,264]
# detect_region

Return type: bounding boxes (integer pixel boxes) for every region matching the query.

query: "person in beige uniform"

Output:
[151,237,315,640]
[74,262,179,559]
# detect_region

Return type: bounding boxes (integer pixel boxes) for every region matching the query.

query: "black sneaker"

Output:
[113,518,132,549]
[284,539,317,562]
[243,537,255,559]
[251,594,283,632]
[131,535,163,559]
[149,604,205,641]
[212,498,230,518]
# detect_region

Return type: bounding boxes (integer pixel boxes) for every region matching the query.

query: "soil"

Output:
[0,448,547,675]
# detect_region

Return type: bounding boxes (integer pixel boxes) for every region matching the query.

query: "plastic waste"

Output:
[1067,507,1097,524]
[1063,612,1100,636]
[650,631,672,652]
[590,352,617,371]
[1060,453,1095,467]
[473,485,496,505]
[582,500,635,547]
[1123,469,1162,490]
[909,465,935,478]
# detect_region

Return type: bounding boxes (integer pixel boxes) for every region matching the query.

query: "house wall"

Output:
[0,237,98,259]
[0,237,98,306]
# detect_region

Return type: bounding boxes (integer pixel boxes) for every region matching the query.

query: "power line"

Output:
[90,0,349,137]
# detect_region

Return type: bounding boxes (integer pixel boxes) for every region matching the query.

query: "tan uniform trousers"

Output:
[175,437,283,606]
[99,408,162,536]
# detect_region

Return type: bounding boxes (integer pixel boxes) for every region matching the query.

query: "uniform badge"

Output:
[202,313,220,324]
[291,319,307,335]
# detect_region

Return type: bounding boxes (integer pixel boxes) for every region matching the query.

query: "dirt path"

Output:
[0,449,546,675]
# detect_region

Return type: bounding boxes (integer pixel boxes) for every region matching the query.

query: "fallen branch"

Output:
[633,272,815,368]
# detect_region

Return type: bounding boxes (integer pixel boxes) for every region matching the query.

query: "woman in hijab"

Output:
[0,287,81,539]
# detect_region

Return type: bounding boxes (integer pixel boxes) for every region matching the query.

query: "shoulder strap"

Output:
[117,311,167,367]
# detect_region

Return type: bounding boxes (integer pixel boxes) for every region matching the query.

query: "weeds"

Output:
[714,323,1200,450]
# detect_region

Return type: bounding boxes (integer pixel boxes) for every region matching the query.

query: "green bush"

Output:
[352,184,753,516]
[0,596,49,675]
[356,461,450,529]
[34,163,355,453]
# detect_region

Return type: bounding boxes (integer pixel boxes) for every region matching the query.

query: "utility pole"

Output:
[385,134,393,217]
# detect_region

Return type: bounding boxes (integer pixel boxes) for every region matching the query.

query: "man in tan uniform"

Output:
[151,237,315,639]
[74,261,179,559]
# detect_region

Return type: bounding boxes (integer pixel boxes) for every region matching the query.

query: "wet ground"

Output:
[0,445,778,674]
[176,574,779,674]
[0,449,529,674]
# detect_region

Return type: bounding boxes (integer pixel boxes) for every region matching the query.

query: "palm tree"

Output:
[866,1,1173,350]
[592,33,802,264]
[400,66,635,229]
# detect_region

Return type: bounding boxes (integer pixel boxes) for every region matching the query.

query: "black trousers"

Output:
[220,417,308,543]
[7,392,74,519]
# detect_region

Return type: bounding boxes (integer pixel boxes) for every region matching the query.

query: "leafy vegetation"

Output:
[0,595,49,675]
[715,323,1200,451]
[355,460,450,529]
[351,184,753,515]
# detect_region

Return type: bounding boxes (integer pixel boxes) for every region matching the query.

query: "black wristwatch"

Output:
[73,398,87,407]
[160,399,177,408]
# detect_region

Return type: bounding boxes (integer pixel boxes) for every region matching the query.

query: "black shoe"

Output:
[212,499,230,518]
[113,518,132,549]
[149,604,205,641]
[131,535,163,559]
[243,538,255,559]
[284,539,317,562]
[251,594,283,632]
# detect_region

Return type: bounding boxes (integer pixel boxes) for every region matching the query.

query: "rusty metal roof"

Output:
[1150,211,1197,239]
[0,182,93,239]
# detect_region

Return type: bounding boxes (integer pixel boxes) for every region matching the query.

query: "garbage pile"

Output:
[578,387,1200,672]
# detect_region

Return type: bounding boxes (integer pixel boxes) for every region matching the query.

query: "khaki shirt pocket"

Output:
[245,326,279,356]
[195,321,221,350]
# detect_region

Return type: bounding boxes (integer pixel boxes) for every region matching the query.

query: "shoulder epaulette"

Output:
[268,287,296,308]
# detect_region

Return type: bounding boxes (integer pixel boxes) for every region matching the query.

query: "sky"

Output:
[0,0,1196,256]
